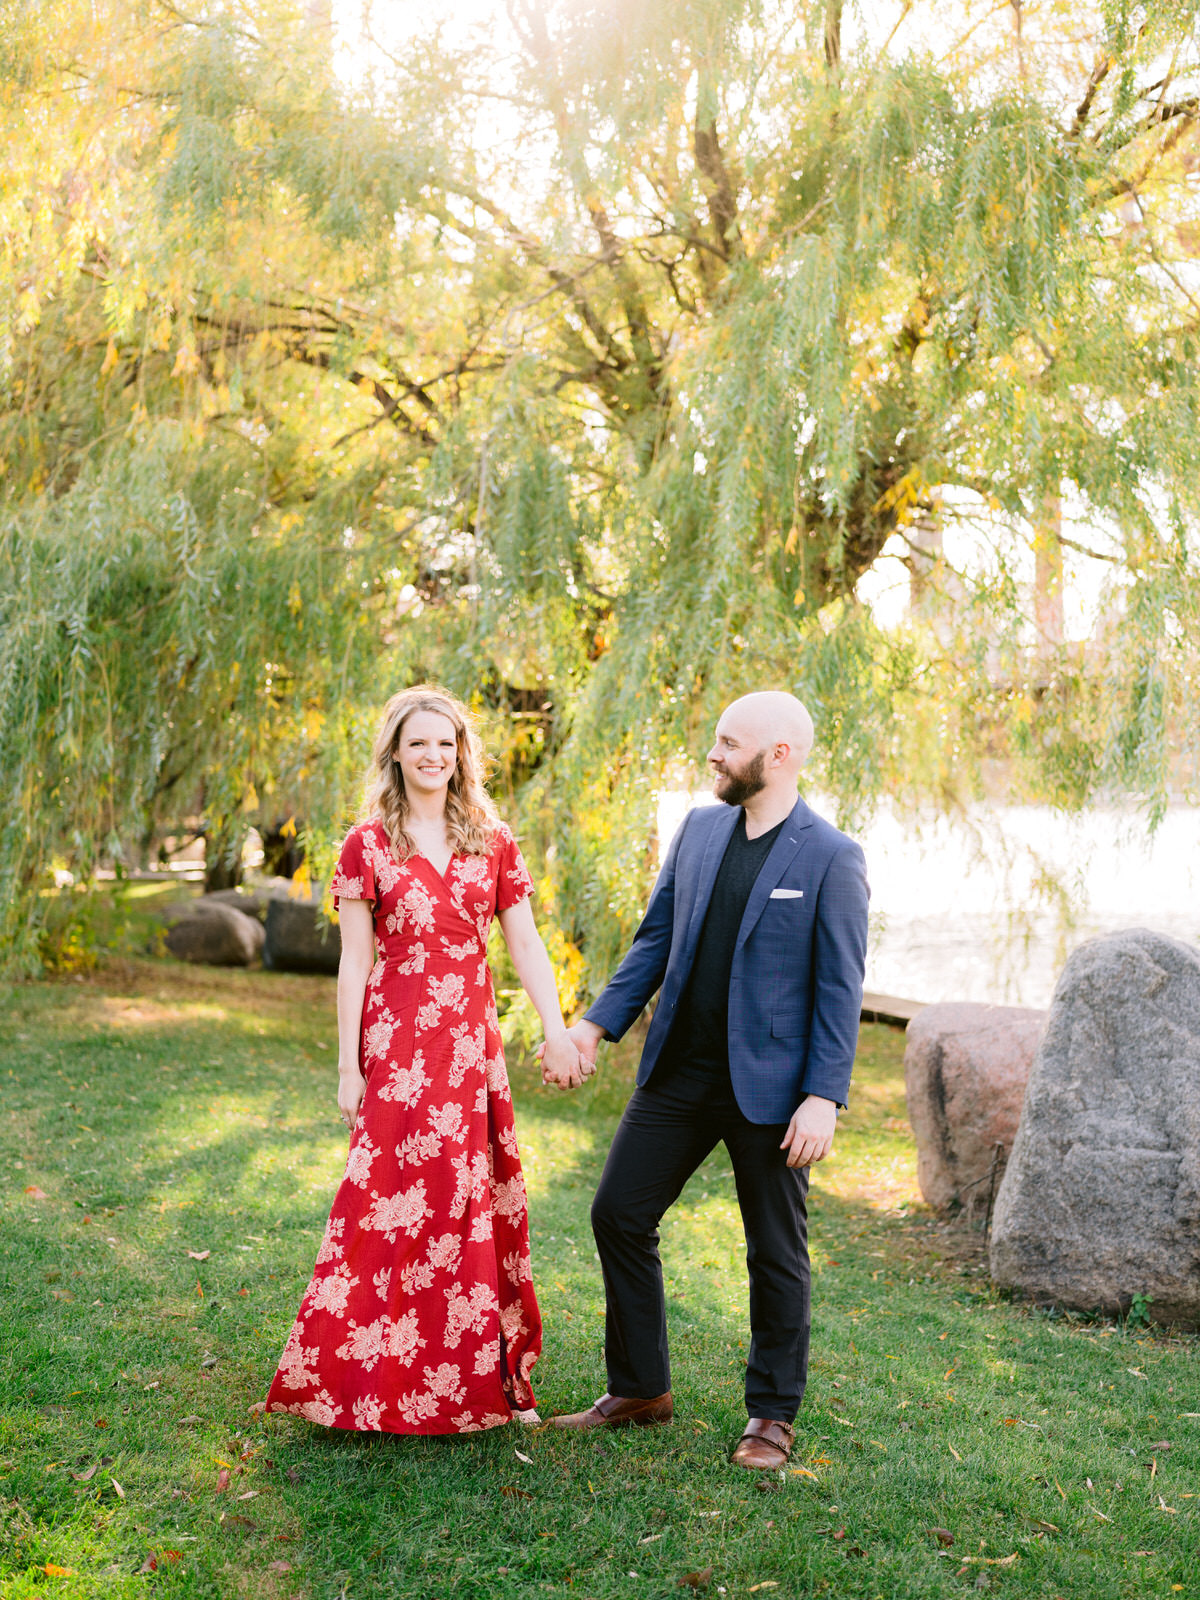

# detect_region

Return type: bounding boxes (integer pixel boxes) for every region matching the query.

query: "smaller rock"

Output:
[164,902,265,967]
[905,1002,1046,1212]
[263,892,340,975]
[204,887,269,924]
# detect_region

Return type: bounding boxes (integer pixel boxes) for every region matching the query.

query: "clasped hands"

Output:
[538,1019,603,1091]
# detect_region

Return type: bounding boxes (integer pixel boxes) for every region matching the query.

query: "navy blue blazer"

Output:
[585,797,869,1123]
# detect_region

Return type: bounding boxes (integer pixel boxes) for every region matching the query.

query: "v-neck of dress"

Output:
[412,849,457,886]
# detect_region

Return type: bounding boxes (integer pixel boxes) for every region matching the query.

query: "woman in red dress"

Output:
[264,686,583,1435]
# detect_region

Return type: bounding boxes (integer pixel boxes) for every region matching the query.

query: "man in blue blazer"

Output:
[549,691,868,1469]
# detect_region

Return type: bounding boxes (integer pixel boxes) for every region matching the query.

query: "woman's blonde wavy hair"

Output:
[364,685,498,860]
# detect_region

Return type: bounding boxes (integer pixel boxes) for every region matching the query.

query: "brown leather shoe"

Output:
[550,1391,673,1429]
[730,1417,794,1470]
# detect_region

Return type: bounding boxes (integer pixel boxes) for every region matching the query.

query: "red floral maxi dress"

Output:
[263,818,542,1435]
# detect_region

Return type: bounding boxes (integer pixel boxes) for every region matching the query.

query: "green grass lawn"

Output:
[1,956,1196,1600]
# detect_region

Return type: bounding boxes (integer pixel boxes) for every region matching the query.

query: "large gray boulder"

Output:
[989,929,1200,1326]
[905,1003,1046,1212]
[164,900,265,967]
[263,891,340,975]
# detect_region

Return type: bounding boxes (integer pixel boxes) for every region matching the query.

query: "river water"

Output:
[657,795,1200,1011]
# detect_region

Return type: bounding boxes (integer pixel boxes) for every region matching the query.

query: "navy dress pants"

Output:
[590,1061,811,1423]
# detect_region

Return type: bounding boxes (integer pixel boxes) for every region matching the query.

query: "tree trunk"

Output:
[204,828,245,892]
[1034,491,1064,649]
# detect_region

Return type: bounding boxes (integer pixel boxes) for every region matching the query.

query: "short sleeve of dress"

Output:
[330,824,376,909]
[494,823,534,913]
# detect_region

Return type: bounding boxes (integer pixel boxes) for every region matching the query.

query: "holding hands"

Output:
[539,1020,604,1090]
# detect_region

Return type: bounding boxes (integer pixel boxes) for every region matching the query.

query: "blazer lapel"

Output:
[681,805,739,959]
[735,797,814,950]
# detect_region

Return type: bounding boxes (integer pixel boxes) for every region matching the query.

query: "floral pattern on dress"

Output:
[264,819,541,1435]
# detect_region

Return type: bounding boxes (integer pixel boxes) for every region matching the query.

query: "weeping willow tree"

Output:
[2,0,1199,977]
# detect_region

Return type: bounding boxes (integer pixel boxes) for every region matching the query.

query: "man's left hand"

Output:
[780,1095,838,1168]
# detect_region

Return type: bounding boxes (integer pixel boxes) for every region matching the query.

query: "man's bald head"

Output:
[707,691,815,812]
[719,692,814,772]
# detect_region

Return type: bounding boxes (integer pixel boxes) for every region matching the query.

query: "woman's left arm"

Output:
[497,898,584,1090]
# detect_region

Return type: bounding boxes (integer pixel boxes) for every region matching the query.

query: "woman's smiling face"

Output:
[395,710,458,799]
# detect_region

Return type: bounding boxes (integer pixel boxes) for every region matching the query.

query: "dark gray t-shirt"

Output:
[659,810,784,1080]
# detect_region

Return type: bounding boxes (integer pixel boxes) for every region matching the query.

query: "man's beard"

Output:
[714,749,767,806]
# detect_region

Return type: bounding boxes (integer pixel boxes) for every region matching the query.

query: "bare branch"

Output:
[1070,51,1113,138]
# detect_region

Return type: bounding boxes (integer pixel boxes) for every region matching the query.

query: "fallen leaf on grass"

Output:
[947,1444,962,1462]
[638,1533,663,1545]
[215,1468,230,1493]
[677,1568,713,1590]
[1149,1440,1172,1451]
[236,1490,258,1501]
[178,1415,202,1426]
[138,1556,157,1574]
[24,1186,48,1199]
[70,1464,98,1482]
[268,1560,292,1573]
[928,1528,955,1547]
[187,1250,210,1261]
[500,1485,532,1500]
[1127,1367,1148,1379]
[248,1401,266,1416]
[959,1553,1019,1567]
[749,1583,779,1591]
[200,1354,218,1369]
[789,1467,820,1480]
[224,1514,256,1531]
[43,1563,72,1576]
[514,1449,533,1464]
[110,1479,125,1499]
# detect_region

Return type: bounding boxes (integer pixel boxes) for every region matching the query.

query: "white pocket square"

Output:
[770,888,804,899]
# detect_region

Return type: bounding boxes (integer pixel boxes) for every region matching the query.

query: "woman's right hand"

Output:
[337,1068,366,1132]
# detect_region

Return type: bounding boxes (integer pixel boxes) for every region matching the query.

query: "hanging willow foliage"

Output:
[2,0,1199,978]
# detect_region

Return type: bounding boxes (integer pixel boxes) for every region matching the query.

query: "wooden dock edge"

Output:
[860,990,926,1028]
